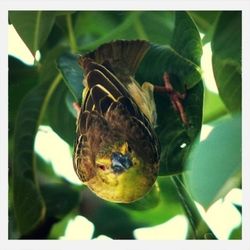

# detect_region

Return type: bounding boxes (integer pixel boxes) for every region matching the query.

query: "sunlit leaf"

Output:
[9,11,56,54]
[202,86,228,123]
[188,11,220,44]
[49,213,75,239]
[229,224,242,239]
[185,114,241,208]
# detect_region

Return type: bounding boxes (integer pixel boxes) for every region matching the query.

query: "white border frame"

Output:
[1,1,250,250]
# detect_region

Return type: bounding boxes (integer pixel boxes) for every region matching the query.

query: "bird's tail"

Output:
[83,40,150,82]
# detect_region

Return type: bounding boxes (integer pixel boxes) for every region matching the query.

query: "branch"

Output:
[171,174,217,239]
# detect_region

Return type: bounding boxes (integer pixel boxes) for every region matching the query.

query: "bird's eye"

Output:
[98,164,106,171]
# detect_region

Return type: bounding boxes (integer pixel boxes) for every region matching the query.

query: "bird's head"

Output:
[86,140,159,203]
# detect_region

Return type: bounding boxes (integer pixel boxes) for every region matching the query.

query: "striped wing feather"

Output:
[74,40,160,182]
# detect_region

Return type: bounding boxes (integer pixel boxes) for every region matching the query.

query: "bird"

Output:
[73,40,161,203]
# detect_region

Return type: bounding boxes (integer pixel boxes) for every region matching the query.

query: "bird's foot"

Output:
[154,72,188,126]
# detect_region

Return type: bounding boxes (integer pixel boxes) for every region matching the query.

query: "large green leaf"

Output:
[9,11,56,54]
[188,11,220,44]
[47,82,76,146]
[57,53,83,103]
[229,224,242,239]
[12,83,50,235]
[185,114,241,209]
[171,11,202,66]
[135,12,203,175]
[39,46,69,84]
[202,86,228,123]
[188,11,220,35]
[211,11,241,113]
[152,82,203,175]
[136,43,201,90]
[9,56,38,150]
[12,69,62,235]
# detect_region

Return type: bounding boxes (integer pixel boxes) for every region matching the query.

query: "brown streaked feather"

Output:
[74,40,160,183]
[87,69,122,100]
[79,58,129,98]
[99,95,113,115]
[84,40,150,83]
[105,98,160,164]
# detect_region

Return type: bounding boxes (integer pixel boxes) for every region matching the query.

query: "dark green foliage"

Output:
[9,11,241,239]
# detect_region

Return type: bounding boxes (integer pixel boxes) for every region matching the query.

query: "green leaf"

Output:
[229,224,242,239]
[121,177,184,226]
[154,82,203,175]
[40,183,79,219]
[12,75,62,235]
[39,46,69,84]
[136,43,201,90]
[133,11,175,44]
[136,12,203,175]
[47,82,76,146]
[185,114,241,209]
[77,12,141,52]
[9,56,38,145]
[202,86,228,123]
[74,11,124,42]
[188,11,220,44]
[171,11,203,66]
[75,11,175,52]
[12,83,49,235]
[9,11,56,54]
[189,11,220,35]
[49,213,75,239]
[211,11,241,113]
[56,53,83,102]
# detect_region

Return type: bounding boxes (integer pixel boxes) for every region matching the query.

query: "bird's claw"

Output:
[155,72,189,126]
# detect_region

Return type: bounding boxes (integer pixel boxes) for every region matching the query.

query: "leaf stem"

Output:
[38,74,62,125]
[66,14,78,53]
[134,15,149,40]
[34,11,42,54]
[171,175,217,239]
